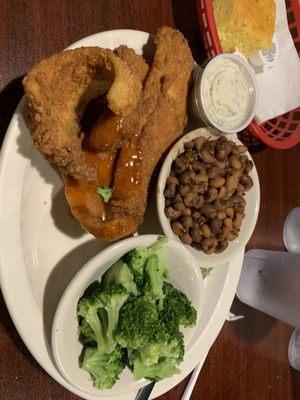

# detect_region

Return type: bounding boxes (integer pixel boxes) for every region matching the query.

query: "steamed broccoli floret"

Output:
[160,282,197,334]
[81,345,126,389]
[201,267,213,279]
[122,236,167,289]
[102,259,138,295]
[117,297,161,350]
[117,296,183,368]
[133,330,184,368]
[143,254,168,304]
[79,319,96,345]
[77,283,129,354]
[159,331,184,362]
[132,352,180,382]
[131,331,184,381]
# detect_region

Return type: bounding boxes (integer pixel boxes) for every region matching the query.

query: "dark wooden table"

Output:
[0,1,299,399]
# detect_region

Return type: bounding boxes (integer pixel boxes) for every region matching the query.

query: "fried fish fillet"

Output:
[23,47,142,181]
[64,27,194,241]
[110,26,194,230]
[115,45,149,83]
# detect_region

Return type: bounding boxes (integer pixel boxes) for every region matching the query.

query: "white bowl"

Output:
[156,128,260,267]
[51,235,204,397]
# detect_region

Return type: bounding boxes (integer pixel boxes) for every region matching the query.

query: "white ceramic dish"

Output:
[157,127,260,267]
[52,235,204,395]
[0,30,246,400]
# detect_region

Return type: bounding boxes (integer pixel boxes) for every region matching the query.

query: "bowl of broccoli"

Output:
[51,235,204,396]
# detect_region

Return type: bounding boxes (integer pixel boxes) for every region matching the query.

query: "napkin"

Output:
[247,0,300,124]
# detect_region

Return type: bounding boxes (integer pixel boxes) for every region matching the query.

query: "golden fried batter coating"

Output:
[23,47,142,181]
[115,45,149,83]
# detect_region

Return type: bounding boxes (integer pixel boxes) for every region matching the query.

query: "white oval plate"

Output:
[0,30,247,399]
[52,235,204,396]
[157,128,260,266]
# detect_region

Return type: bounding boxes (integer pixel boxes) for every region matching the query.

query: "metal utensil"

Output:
[135,381,156,400]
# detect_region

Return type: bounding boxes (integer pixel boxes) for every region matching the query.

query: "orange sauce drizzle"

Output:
[65,150,116,221]
[88,110,124,152]
[66,95,143,223]
[112,134,142,199]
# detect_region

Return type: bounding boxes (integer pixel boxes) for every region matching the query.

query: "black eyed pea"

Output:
[179,170,195,185]
[179,231,193,245]
[194,195,205,209]
[210,218,222,236]
[192,160,205,172]
[228,231,238,241]
[174,201,186,211]
[237,145,247,154]
[200,148,216,164]
[240,174,253,191]
[165,207,182,220]
[201,203,217,219]
[174,193,183,203]
[192,210,201,220]
[182,207,192,216]
[164,184,176,198]
[166,176,179,185]
[217,186,227,199]
[194,171,209,184]
[226,207,234,219]
[200,224,211,238]
[171,221,184,236]
[191,228,203,243]
[178,184,190,196]
[236,183,246,194]
[207,166,222,179]
[174,158,185,174]
[201,237,218,254]
[183,192,196,207]
[217,225,230,241]
[184,140,195,150]
[193,136,206,151]
[223,217,233,231]
[229,155,242,170]
[244,160,254,174]
[181,216,193,229]
[216,240,228,253]
[205,187,218,203]
[209,177,225,188]
[233,213,245,229]
[217,210,227,220]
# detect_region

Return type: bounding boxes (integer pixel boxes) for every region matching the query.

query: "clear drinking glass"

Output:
[283,207,300,253]
[237,250,300,328]
[237,207,300,371]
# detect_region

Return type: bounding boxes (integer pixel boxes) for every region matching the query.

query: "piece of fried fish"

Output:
[23,47,142,181]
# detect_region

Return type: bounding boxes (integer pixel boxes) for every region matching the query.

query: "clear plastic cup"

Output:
[283,207,300,253]
[237,249,300,328]
[190,54,258,134]
[237,207,300,371]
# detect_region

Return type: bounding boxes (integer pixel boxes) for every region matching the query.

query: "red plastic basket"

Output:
[197,0,300,149]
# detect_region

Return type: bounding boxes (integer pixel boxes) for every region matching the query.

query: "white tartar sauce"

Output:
[202,58,252,129]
